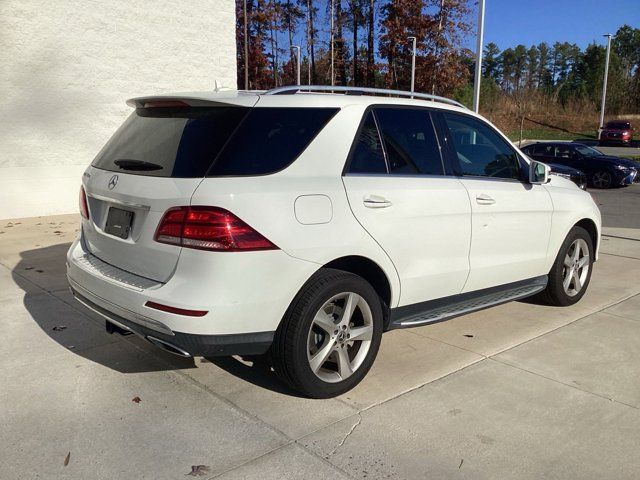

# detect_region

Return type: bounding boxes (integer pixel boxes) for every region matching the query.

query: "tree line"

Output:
[235,0,640,115]
[474,25,640,114]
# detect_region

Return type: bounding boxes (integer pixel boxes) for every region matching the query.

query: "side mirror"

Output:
[529,160,550,184]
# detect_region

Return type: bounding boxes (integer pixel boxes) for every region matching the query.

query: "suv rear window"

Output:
[92,106,338,178]
[92,107,249,178]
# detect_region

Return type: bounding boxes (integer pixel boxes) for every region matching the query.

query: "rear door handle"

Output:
[363,195,392,208]
[476,194,496,205]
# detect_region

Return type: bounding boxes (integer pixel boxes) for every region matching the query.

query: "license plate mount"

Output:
[105,207,134,239]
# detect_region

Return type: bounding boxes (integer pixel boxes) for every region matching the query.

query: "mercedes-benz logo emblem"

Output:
[108,175,118,190]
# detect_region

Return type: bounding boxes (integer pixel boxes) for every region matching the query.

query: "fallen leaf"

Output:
[64,452,70,466]
[132,396,141,404]
[186,465,210,476]
[52,325,67,332]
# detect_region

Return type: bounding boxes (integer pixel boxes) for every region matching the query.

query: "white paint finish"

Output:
[294,195,333,224]
[0,0,236,219]
[64,90,601,348]
[81,167,205,282]
[67,236,319,335]
[189,174,401,307]
[460,179,553,292]
[543,176,603,267]
[343,175,472,305]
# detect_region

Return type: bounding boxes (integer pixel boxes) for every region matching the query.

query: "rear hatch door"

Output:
[82,95,256,282]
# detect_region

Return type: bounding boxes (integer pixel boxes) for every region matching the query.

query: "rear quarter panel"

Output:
[189,105,402,307]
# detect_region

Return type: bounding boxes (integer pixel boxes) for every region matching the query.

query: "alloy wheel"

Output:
[592,171,612,188]
[306,292,374,383]
[562,238,590,297]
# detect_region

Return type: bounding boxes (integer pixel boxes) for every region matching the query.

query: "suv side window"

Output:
[442,112,521,180]
[348,112,387,174]
[374,107,444,175]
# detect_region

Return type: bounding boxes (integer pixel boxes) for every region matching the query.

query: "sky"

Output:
[474,0,640,51]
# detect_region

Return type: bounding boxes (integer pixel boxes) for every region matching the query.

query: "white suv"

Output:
[67,86,601,398]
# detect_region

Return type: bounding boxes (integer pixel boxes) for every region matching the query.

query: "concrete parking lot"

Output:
[1,186,640,479]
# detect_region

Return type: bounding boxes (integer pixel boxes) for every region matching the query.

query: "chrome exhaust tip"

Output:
[146,336,191,358]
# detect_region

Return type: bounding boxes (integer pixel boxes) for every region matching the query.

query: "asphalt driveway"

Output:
[1,187,639,479]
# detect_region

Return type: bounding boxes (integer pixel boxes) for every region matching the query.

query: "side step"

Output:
[389,276,547,329]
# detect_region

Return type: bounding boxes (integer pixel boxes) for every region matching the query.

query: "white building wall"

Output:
[0,0,237,219]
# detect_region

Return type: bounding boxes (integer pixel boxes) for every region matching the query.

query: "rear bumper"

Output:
[66,234,319,354]
[70,285,273,356]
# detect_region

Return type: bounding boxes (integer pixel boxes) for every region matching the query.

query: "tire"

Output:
[271,268,383,398]
[539,226,594,306]
[591,171,612,189]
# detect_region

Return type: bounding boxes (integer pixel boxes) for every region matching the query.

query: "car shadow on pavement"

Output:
[12,243,196,373]
[204,355,305,397]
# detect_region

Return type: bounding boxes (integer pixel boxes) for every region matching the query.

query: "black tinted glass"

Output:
[374,108,443,175]
[606,122,630,129]
[442,112,520,180]
[555,145,573,158]
[348,112,387,173]
[209,107,338,176]
[92,107,248,177]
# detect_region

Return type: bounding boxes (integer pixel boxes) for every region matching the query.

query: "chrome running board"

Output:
[389,276,547,329]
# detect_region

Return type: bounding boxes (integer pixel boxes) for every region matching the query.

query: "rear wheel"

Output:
[539,226,593,306]
[271,268,383,398]
[592,171,612,189]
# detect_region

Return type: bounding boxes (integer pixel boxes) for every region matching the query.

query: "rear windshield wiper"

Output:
[113,159,163,171]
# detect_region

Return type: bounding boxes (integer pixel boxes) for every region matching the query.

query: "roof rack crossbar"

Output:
[264,85,466,109]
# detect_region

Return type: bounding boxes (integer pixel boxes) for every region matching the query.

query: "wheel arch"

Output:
[322,255,394,329]
[574,218,599,257]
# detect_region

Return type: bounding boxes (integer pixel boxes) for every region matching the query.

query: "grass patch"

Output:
[506,128,596,142]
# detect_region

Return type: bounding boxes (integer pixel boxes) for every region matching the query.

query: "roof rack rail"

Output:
[264,85,466,109]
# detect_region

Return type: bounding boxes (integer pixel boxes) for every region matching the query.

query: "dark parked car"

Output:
[599,120,634,146]
[521,142,638,189]
[545,162,588,190]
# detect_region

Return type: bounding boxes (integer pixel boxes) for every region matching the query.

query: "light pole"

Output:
[330,0,335,86]
[408,36,417,95]
[472,0,485,113]
[292,45,301,85]
[599,33,613,129]
[243,0,249,90]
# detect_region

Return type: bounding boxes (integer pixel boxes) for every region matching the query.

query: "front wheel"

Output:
[539,226,594,306]
[592,171,612,189]
[271,268,383,398]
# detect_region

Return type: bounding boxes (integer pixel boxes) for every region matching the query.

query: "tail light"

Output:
[79,186,89,219]
[154,206,278,252]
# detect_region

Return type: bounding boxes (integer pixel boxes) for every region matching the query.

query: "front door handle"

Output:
[363,195,392,208]
[476,194,496,205]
